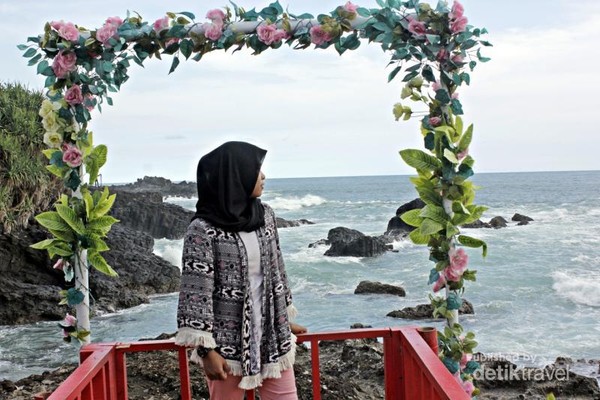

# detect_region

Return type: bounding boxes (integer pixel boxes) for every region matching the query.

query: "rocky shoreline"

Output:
[2,331,599,400]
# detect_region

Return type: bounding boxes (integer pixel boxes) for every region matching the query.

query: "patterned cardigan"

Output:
[175,203,297,389]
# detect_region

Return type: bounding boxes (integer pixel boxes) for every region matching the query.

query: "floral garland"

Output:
[20,0,489,396]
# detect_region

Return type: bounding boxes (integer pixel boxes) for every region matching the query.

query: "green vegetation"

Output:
[0,82,61,233]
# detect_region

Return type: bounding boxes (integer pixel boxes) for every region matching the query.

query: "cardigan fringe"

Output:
[175,327,217,349]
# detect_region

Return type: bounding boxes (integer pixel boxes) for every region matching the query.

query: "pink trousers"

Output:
[207,368,298,400]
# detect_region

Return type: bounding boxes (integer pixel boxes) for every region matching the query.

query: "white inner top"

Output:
[238,231,263,344]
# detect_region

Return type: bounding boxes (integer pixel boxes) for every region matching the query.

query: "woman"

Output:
[175,141,306,400]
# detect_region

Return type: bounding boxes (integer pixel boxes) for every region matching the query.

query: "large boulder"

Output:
[324,227,388,257]
[387,300,474,319]
[276,217,315,228]
[354,281,406,297]
[489,216,508,229]
[385,198,426,235]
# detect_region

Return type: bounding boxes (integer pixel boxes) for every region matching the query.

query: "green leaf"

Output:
[458,235,488,257]
[86,216,119,235]
[35,211,72,232]
[88,251,118,277]
[446,221,459,238]
[65,169,81,191]
[168,56,180,74]
[180,39,193,59]
[428,268,440,284]
[409,228,430,245]
[30,239,57,250]
[55,204,86,235]
[463,269,477,281]
[446,292,462,310]
[400,209,423,227]
[22,48,37,58]
[419,204,447,224]
[92,192,116,219]
[66,288,85,306]
[416,186,443,206]
[419,218,444,235]
[444,148,459,164]
[399,149,442,171]
[458,124,473,152]
[177,11,196,20]
[388,65,401,82]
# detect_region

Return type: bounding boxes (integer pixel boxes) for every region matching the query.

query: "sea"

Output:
[1,171,600,382]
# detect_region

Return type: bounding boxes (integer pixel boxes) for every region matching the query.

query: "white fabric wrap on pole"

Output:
[188,17,369,36]
[73,170,91,345]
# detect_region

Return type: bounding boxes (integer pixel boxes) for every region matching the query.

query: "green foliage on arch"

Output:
[20,0,490,395]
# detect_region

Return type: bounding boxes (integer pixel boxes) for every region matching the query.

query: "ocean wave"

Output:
[153,239,184,268]
[268,194,327,211]
[552,271,600,307]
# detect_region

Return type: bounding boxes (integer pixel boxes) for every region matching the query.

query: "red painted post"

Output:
[384,328,404,400]
[417,326,439,355]
[246,389,256,400]
[311,339,321,400]
[115,345,129,400]
[178,346,192,400]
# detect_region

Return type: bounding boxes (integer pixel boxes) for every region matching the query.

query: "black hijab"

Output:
[193,141,267,232]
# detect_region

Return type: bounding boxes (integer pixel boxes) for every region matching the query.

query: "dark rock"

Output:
[324,227,387,257]
[308,239,329,248]
[387,299,474,319]
[354,281,406,297]
[276,217,315,228]
[111,176,196,198]
[385,198,426,235]
[517,220,530,226]
[107,189,194,240]
[489,216,508,229]
[0,221,180,325]
[462,219,492,229]
[512,213,534,223]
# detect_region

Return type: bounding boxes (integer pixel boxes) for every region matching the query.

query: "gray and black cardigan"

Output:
[175,203,297,389]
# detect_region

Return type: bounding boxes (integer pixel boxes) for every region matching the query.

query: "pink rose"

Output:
[437,48,449,62]
[450,1,465,20]
[451,53,464,64]
[450,16,468,34]
[203,22,224,41]
[407,17,426,37]
[62,143,83,168]
[153,16,169,32]
[206,9,226,23]
[96,23,118,46]
[51,20,79,42]
[256,24,286,45]
[444,266,462,282]
[344,1,359,13]
[64,84,83,106]
[51,50,77,79]
[105,16,123,27]
[432,274,446,292]
[53,259,66,271]
[462,380,475,396]
[450,248,468,271]
[432,81,442,92]
[310,25,332,46]
[62,313,77,327]
[430,116,442,127]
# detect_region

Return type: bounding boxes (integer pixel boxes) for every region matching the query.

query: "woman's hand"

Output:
[290,322,308,335]
[202,350,231,380]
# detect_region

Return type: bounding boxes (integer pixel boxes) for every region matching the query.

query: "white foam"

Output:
[552,271,600,307]
[153,239,184,268]
[268,194,327,211]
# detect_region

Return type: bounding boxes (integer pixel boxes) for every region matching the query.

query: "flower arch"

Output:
[20,0,490,396]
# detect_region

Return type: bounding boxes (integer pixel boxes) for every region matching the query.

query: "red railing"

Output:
[35,326,470,400]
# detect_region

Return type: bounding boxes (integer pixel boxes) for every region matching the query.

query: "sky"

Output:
[1,0,599,182]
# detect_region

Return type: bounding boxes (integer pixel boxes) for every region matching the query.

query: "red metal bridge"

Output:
[34,326,470,400]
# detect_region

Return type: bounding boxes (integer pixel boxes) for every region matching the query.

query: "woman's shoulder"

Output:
[262,202,275,216]
[186,218,217,237]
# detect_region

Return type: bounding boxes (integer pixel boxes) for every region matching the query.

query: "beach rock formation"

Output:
[462,219,492,229]
[386,300,474,320]
[276,217,315,228]
[0,221,180,325]
[354,281,406,297]
[463,214,534,229]
[111,176,197,198]
[108,189,194,240]
[489,216,508,229]
[324,227,388,257]
[385,198,426,236]
[512,213,534,226]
